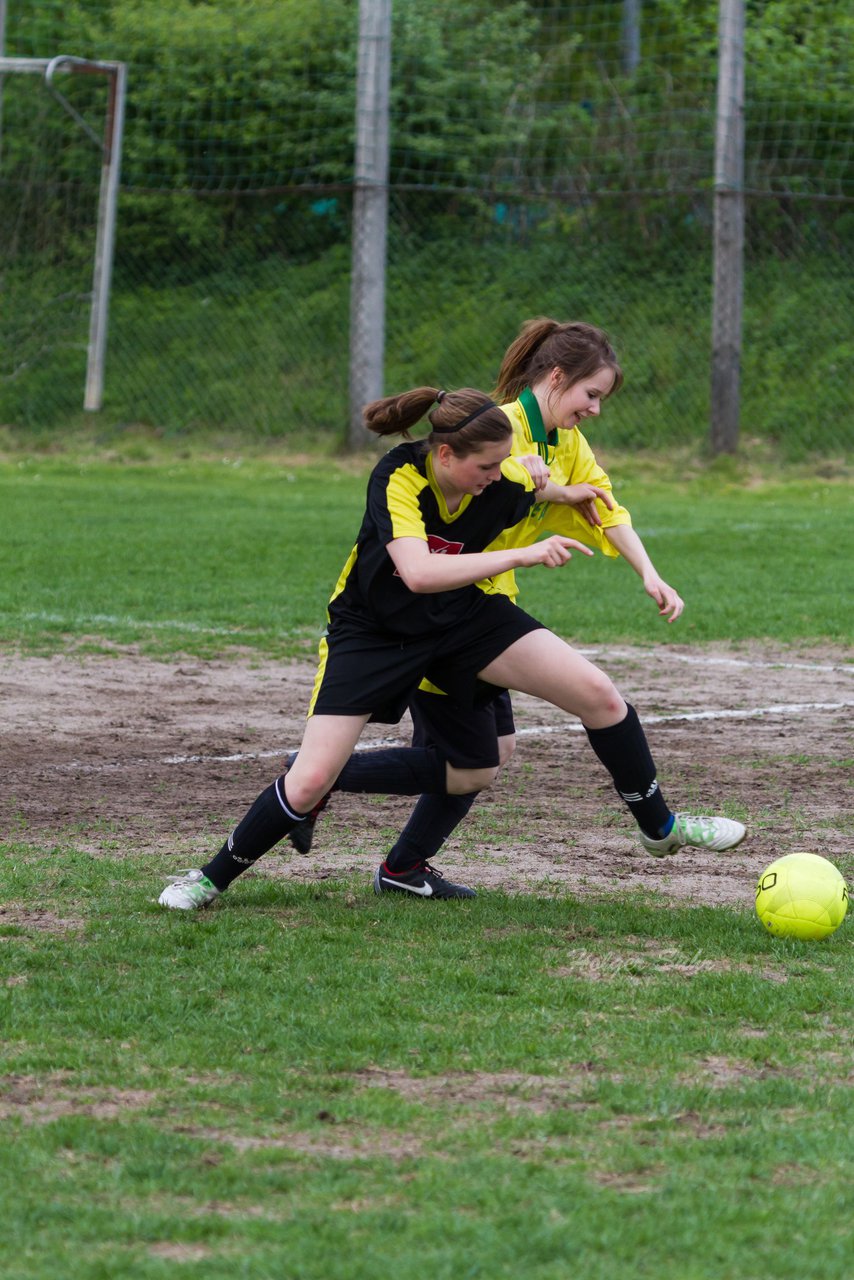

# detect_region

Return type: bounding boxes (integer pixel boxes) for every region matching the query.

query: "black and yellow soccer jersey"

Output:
[326,442,536,638]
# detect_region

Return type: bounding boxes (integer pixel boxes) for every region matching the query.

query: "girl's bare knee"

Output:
[284,765,334,812]
[581,672,626,726]
[497,734,516,767]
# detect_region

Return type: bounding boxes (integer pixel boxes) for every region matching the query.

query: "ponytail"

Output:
[363,387,440,438]
[364,387,511,454]
[494,317,623,402]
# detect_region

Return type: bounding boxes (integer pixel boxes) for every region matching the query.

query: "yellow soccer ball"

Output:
[755,852,849,940]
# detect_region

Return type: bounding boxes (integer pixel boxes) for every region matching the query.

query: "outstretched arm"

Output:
[387,535,593,594]
[604,524,684,622]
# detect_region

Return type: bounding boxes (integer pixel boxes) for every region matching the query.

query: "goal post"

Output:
[0,54,126,412]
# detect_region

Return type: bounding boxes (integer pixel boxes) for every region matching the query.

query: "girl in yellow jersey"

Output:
[291,319,744,896]
[490,316,682,618]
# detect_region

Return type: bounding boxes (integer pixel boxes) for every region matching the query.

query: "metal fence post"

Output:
[710,0,745,454]
[621,0,641,75]
[0,0,7,166]
[348,0,391,450]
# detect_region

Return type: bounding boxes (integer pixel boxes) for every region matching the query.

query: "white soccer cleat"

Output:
[158,869,221,910]
[639,813,746,858]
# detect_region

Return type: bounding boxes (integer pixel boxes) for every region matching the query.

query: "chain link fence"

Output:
[1,1,851,456]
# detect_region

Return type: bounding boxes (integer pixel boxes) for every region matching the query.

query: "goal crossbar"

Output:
[0,54,127,411]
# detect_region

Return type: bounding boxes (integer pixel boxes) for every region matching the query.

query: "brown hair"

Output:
[363,386,511,455]
[494,318,623,402]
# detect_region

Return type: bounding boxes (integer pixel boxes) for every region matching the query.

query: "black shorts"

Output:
[408,687,515,769]
[308,594,544,724]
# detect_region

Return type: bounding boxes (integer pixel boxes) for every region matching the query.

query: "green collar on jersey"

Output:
[519,386,558,457]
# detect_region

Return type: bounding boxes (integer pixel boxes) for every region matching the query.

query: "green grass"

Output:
[0,454,366,657]
[5,243,853,461]
[1,852,852,1280]
[1,451,852,1277]
[1,452,852,655]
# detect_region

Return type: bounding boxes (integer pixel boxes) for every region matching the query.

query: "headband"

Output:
[431,398,498,434]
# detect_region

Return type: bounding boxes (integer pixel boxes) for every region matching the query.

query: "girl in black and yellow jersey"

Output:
[159,386,592,908]
[292,320,745,895]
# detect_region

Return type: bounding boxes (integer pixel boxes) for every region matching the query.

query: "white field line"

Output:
[514,701,854,737]
[9,614,852,674]
[13,610,270,637]
[160,701,854,767]
[577,647,853,675]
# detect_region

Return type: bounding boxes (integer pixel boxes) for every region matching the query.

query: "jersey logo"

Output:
[393,534,464,577]
[426,534,464,556]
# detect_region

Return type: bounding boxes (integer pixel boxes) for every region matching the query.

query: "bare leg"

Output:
[478,630,625,727]
[479,630,672,838]
[283,714,371,811]
[183,714,370,897]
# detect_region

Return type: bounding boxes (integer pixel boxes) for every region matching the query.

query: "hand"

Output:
[562,483,615,527]
[519,535,595,569]
[518,453,551,493]
[644,575,684,623]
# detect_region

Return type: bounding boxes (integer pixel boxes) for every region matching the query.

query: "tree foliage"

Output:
[0,0,850,267]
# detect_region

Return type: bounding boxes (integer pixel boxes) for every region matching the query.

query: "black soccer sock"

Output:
[288,747,449,797]
[201,775,307,891]
[584,704,673,840]
[384,791,478,873]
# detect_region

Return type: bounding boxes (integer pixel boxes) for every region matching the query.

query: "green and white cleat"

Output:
[158,869,221,910]
[639,814,746,858]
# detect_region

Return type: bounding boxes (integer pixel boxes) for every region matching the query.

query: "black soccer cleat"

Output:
[372,860,477,900]
[287,790,331,856]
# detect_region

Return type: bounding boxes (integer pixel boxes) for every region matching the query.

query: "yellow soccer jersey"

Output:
[481,389,633,600]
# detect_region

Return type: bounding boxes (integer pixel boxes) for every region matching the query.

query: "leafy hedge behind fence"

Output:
[1,0,851,453]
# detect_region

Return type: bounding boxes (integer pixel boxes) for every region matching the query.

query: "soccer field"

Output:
[1,458,852,1278]
[5,642,851,903]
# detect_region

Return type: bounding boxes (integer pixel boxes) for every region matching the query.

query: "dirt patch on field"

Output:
[0,904,84,935]
[0,1075,157,1123]
[177,1124,425,1162]
[1,643,851,909]
[355,1065,599,1113]
[147,1244,214,1262]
